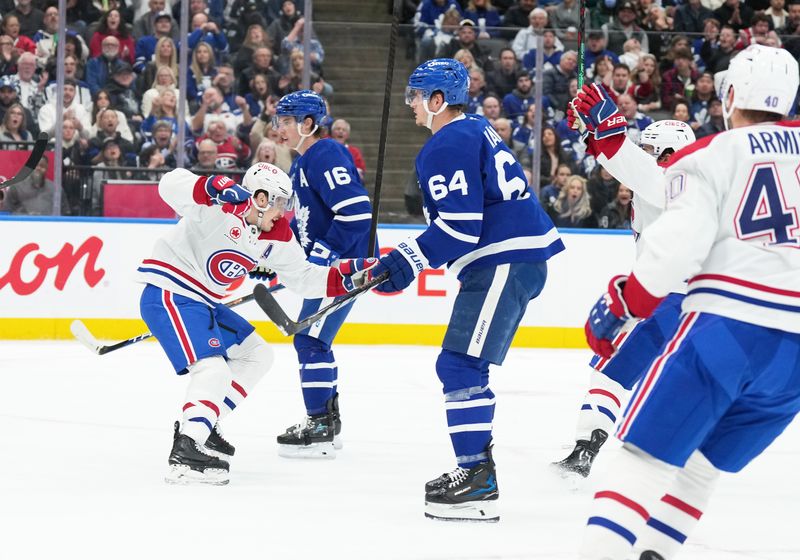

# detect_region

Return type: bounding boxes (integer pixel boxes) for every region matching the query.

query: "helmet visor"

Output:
[404,87,427,106]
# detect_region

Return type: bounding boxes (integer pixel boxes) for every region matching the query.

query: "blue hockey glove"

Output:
[249,265,276,282]
[308,239,339,266]
[574,84,627,140]
[326,258,380,297]
[205,175,252,206]
[372,240,428,294]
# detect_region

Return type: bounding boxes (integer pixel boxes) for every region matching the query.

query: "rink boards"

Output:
[0,217,634,348]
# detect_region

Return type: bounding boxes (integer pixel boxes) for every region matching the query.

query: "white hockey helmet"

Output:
[721,45,799,128]
[639,120,696,157]
[242,162,294,212]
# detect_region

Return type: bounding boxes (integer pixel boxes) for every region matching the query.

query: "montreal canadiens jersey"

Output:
[289,138,373,258]
[135,168,331,305]
[634,121,800,333]
[413,114,564,277]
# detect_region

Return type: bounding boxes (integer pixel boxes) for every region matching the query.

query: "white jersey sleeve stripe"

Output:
[438,211,484,221]
[433,217,481,244]
[449,229,562,276]
[330,195,371,212]
[333,213,372,222]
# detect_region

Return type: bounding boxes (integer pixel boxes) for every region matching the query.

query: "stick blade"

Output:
[0,132,49,190]
[70,320,102,354]
[253,284,296,336]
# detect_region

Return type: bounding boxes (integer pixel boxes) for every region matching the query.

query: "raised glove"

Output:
[371,240,428,294]
[205,175,252,205]
[574,84,627,140]
[248,265,276,282]
[326,258,380,297]
[567,98,592,142]
[308,239,339,267]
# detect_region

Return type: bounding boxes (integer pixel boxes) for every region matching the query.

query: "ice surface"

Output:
[1,341,797,560]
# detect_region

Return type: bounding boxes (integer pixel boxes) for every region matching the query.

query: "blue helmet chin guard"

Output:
[274,90,328,150]
[406,58,470,129]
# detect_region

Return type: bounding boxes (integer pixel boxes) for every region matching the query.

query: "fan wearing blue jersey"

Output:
[363,59,565,522]
[272,90,374,459]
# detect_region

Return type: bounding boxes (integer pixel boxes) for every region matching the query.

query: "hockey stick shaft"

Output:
[0,132,49,190]
[253,272,389,336]
[367,0,402,256]
[71,284,284,355]
[577,0,587,88]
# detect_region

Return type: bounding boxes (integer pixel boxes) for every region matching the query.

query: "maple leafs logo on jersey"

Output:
[294,205,311,248]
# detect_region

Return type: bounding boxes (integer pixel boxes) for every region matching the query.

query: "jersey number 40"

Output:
[734,163,800,247]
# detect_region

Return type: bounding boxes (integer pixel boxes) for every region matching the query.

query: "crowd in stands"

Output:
[0,0,365,216]
[408,0,800,229]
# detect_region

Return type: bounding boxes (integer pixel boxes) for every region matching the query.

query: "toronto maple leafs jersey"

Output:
[412,114,564,277]
[634,121,800,333]
[134,168,331,305]
[289,138,373,258]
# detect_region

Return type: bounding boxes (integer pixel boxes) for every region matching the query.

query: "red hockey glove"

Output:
[326,258,380,297]
[574,84,627,140]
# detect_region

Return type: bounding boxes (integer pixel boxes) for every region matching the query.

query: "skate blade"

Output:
[424,500,499,523]
[165,464,229,485]
[277,441,337,459]
[333,434,343,450]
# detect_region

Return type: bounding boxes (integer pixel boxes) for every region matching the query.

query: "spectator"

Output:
[227,0,269,52]
[0,102,33,148]
[674,0,715,34]
[210,63,240,111]
[193,137,220,172]
[13,52,43,113]
[88,108,137,166]
[628,53,662,113]
[58,118,88,215]
[268,0,305,57]
[232,24,272,76]
[660,47,699,111]
[463,0,502,38]
[640,6,672,60]
[197,119,251,170]
[688,72,716,128]
[486,47,519,97]
[43,54,92,111]
[238,46,281,97]
[549,175,596,228]
[89,9,135,65]
[539,162,573,213]
[503,0,536,32]
[187,41,217,102]
[86,36,123,97]
[277,49,329,97]
[3,154,69,215]
[244,73,278,121]
[584,31,619,73]
[492,117,530,167]
[586,164,619,214]
[521,29,563,75]
[617,93,653,145]
[713,0,754,32]
[618,38,644,72]
[279,14,325,69]
[187,12,228,59]
[428,6,463,60]
[736,13,782,48]
[591,54,615,88]
[38,79,89,138]
[0,35,16,77]
[134,0,177,40]
[141,120,180,169]
[190,86,250,136]
[466,67,487,114]
[453,48,480,72]
[695,97,725,138]
[134,13,176,75]
[91,137,130,215]
[140,65,179,118]
[141,90,192,146]
[438,19,489,67]
[65,1,102,37]
[105,62,140,121]
[542,50,578,111]
[253,137,291,173]
[503,71,546,123]
[597,184,632,229]
[701,24,739,74]
[138,144,167,180]
[90,0,134,24]
[89,89,134,143]
[511,8,553,61]
[537,126,576,188]
[330,119,366,180]
[481,94,502,124]
[767,0,790,31]
[551,0,581,52]
[172,0,223,25]
[8,0,44,40]
[32,6,59,68]
[672,98,692,124]
[607,63,631,102]
[2,15,35,56]
[602,1,649,56]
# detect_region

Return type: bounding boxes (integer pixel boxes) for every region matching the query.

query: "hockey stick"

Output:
[367,0,402,256]
[0,132,49,190]
[577,0,587,88]
[253,272,389,336]
[70,284,285,355]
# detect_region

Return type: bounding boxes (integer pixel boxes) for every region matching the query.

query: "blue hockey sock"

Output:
[294,334,336,416]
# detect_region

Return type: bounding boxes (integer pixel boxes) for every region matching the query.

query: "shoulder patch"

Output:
[258,217,294,242]
[666,132,722,169]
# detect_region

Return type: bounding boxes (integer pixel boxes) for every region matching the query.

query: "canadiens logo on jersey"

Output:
[206,249,257,286]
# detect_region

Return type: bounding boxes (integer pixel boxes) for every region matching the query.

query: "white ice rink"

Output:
[1,340,798,560]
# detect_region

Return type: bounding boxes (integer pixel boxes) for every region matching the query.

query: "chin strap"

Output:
[294,121,319,151]
[248,201,270,236]
[721,87,735,131]
[422,98,450,130]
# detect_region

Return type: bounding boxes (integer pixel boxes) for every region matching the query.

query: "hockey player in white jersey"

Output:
[554,103,695,477]
[579,45,800,559]
[135,163,376,484]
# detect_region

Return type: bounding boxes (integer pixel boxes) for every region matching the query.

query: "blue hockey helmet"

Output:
[274,90,328,126]
[405,58,470,107]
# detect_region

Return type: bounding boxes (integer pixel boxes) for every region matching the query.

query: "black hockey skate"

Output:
[424,444,499,522]
[277,400,339,459]
[329,393,342,442]
[639,552,666,560]
[166,422,230,485]
[552,428,608,478]
[204,424,235,459]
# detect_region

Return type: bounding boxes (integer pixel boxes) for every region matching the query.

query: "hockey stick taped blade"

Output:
[253,283,294,335]
[70,320,102,354]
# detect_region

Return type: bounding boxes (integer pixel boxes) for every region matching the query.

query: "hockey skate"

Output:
[552,429,608,478]
[424,445,499,523]
[277,396,342,459]
[204,424,235,459]
[165,422,230,485]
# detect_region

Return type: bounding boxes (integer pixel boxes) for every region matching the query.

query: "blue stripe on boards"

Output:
[188,416,214,432]
[689,287,800,313]
[646,517,687,544]
[587,516,637,545]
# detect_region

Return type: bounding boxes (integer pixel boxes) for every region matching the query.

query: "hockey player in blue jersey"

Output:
[362,59,565,522]
[272,90,374,459]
